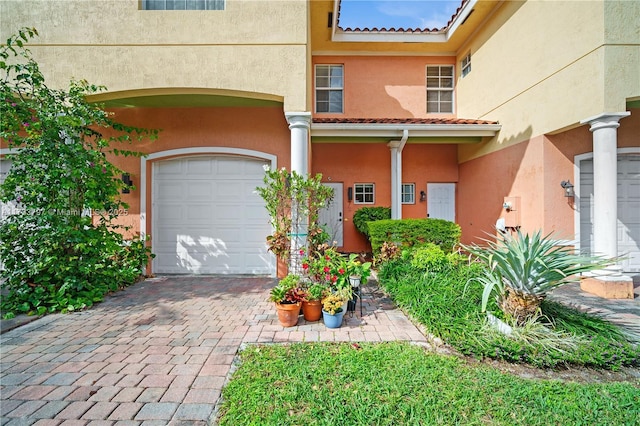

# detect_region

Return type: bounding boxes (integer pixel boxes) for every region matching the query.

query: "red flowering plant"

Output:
[300,246,352,301]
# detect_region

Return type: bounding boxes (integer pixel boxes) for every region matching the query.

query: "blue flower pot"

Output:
[322,309,345,328]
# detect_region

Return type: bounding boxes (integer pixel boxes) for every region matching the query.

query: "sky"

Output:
[338,0,463,30]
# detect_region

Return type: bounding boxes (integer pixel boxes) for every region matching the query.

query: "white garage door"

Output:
[580,155,640,272]
[152,155,274,275]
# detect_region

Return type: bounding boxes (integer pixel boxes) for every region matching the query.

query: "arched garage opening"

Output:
[142,148,277,275]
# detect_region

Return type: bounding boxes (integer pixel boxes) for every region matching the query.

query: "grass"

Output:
[217,342,640,426]
[378,257,640,369]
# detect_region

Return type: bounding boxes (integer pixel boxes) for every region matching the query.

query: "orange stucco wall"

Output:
[100,106,291,238]
[312,142,459,253]
[312,56,455,119]
[458,109,639,245]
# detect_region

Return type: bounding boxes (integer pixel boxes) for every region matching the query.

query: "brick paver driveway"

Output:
[0,276,427,425]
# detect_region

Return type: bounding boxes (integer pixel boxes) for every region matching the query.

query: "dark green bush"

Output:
[0,213,152,317]
[369,218,461,254]
[352,206,391,239]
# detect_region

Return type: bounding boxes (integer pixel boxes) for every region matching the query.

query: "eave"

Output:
[311,121,501,140]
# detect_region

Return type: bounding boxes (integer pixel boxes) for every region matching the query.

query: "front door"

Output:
[427,183,456,222]
[318,183,343,247]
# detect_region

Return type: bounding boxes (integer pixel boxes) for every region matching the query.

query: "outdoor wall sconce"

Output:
[560,180,575,197]
[420,191,426,202]
[347,187,353,202]
[122,174,132,194]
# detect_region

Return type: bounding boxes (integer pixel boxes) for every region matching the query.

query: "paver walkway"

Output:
[548,276,640,343]
[0,277,427,425]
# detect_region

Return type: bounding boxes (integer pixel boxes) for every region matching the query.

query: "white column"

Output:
[284,112,311,274]
[285,112,311,176]
[388,141,402,220]
[580,112,630,276]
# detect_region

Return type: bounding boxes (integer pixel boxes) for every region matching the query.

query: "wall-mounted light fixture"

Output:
[560,180,575,197]
[122,174,132,194]
[420,190,426,202]
[347,187,353,202]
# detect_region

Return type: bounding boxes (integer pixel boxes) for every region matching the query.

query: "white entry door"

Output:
[152,155,274,275]
[318,183,343,247]
[580,156,640,272]
[427,183,456,222]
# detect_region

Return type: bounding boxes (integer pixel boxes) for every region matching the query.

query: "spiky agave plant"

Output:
[464,230,612,325]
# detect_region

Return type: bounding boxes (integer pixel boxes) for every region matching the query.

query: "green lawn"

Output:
[217,342,640,426]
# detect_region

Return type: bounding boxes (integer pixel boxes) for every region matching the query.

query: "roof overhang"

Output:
[311,122,501,139]
[332,0,478,43]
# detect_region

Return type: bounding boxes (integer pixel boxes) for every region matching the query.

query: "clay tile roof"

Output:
[312,117,498,125]
[336,0,468,33]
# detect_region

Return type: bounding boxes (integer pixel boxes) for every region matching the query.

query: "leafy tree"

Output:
[0,28,158,317]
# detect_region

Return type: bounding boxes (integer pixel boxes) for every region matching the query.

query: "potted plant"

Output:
[346,253,372,287]
[322,293,346,328]
[269,274,305,327]
[301,282,327,322]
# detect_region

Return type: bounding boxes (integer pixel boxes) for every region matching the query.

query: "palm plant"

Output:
[464,230,612,325]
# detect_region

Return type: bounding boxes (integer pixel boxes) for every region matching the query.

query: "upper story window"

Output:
[142,0,224,10]
[315,65,343,113]
[426,65,454,113]
[461,53,471,77]
[354,183,374,204]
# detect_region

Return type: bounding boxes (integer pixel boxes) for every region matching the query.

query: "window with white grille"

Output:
[402,183,415,204]
[461,53,471,77]
[315,65,344,113]
[426,65,454,113]
[354,183,374,204]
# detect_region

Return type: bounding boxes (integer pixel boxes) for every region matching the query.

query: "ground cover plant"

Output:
[378,246,640,369]
[0,28,157,317]
[217,342,640,426]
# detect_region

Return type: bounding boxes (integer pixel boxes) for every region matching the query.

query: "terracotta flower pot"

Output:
[275,302,301,327]
[301,300,322,322]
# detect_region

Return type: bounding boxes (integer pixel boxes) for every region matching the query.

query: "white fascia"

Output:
[310,123,501,138]
[332,0,477,43]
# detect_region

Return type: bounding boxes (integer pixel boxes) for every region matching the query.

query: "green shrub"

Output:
[368,218,461,254]
[352,206,391,239]
[410,243,464,273]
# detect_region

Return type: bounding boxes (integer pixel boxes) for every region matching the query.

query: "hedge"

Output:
[352,206,391,238]
[368,218,461,254]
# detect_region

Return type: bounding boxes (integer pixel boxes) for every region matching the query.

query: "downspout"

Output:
[390,129,409,220]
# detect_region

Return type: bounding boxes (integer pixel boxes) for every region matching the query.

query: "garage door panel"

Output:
[185,158,214,175]
[216,182,244,200]
[186,205,214,221]
[156,160,184,176]
[156,205,183,222]
[156,182,186,200]
[187,182,214,198]
[153,155,274,275]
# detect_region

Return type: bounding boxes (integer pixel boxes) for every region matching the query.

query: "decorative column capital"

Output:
[285,112,312,130]
[580,112,630,132]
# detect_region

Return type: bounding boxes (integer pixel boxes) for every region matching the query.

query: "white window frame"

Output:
[401,183,415,204]
[461,53,471,77]
[426,65,454,113]
[354,183,374,204]
[315,64,344,113]
[142,0,225,10]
